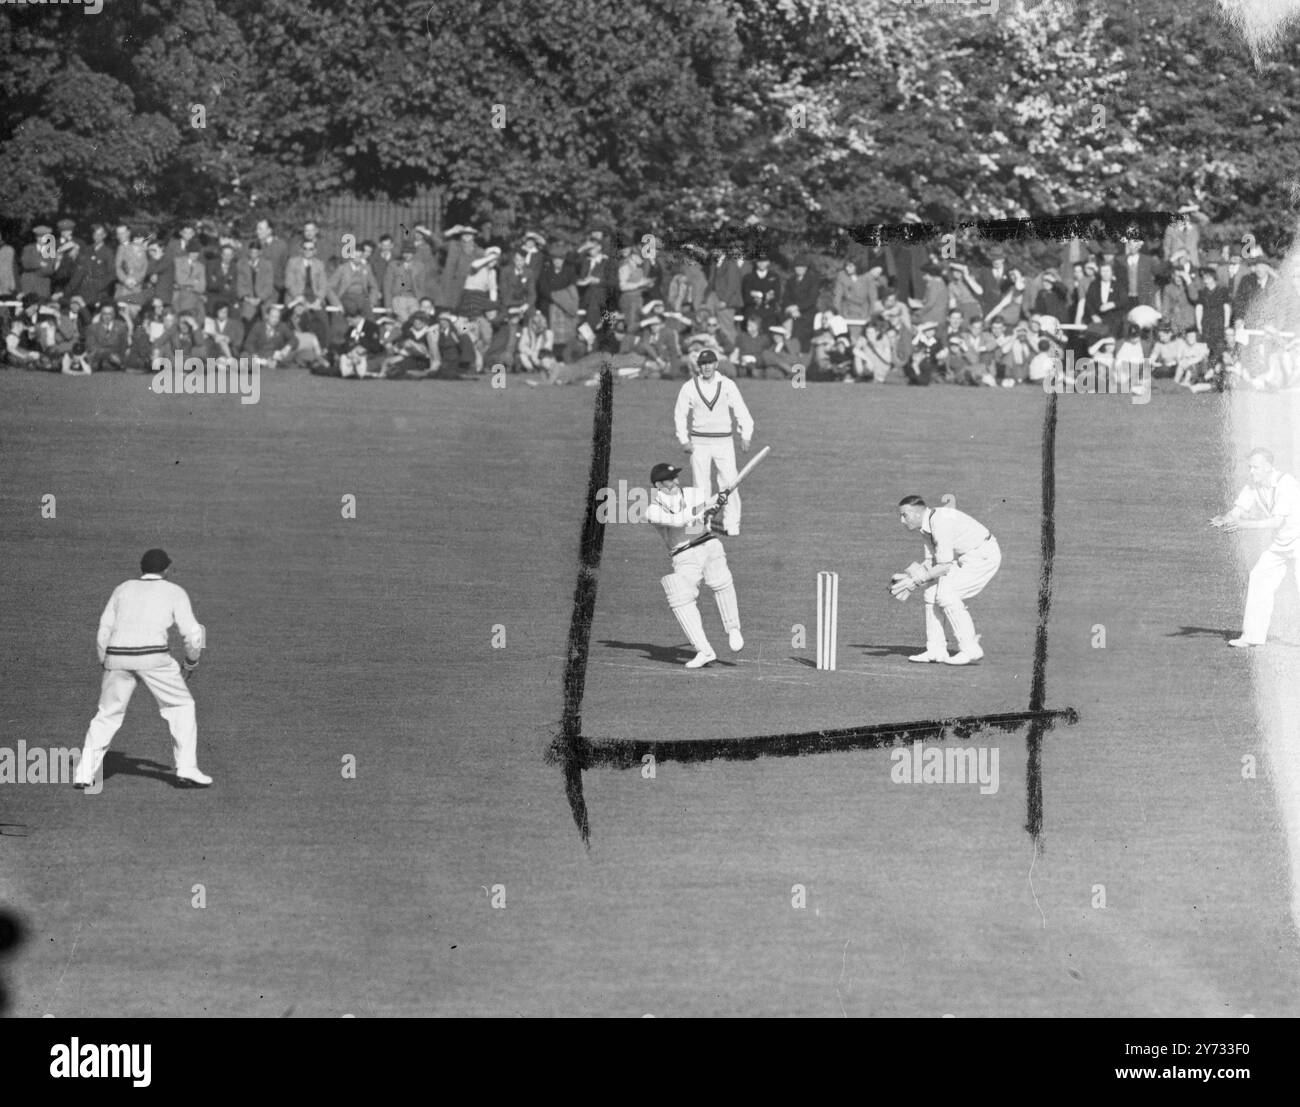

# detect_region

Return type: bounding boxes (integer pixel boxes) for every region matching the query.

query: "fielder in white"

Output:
[1211,447,1300,648]
[74,549,213,789]
[644,461,744,668]
[673,348,754,536]
[892,496,1002,665]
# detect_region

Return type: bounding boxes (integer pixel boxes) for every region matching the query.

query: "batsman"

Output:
[891,495,1002,665]
[644,461,746,668]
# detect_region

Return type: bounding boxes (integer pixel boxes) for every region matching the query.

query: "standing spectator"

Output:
[284,240,329,347]
[438,225,479,311]
[1235,255,1276,322]
[1158,251,1198,335]
[370,234,396,302]
[206,242,239,312]
[461,246,501,318]
[236,241,277,323]
[327,252,381,320]
[740,252,781,326]
[917,263,950,331]
[946,261,984,324]
[975,246,1011,318]
[783,255,822,350]
[538,246,579,361]
[382,243,425,323]
[576,238,613,334]
[254,219,290,299]
[1192,266,1232,365]
[70,224,117,308]
[886,214,927,302]
[832,258,875,341]
[520,231,546,287]
[173,240,208,322]
[145,240,174,305]
[114,227,149,329]
[1084,261,1123,337]
[707,246,746,346]
[53,219,82,296]
[20,225,57,299]
[1163,201,1210,266]
[1031,269,1069,325]
[0,230,15,299]
[1118,236,1158,310]
[1218,248,1249,315]
[499,245,537,316]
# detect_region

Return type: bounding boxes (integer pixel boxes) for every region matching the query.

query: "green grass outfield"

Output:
[1,368,1297,1017]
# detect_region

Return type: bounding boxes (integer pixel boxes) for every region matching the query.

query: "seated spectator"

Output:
[206,242,239,312]
[633,313,675,378]
[285,241,328,347]
[205,302,245,361]
[173,240,208,322]
[1027,338,1059,386]
[4,315,57,371]
[286,303,330,371]
[904,345,935,386]
[761,321,804,380]
[35,305,82,373]
[236,240,277,323]
[243,303,295,368]
[327,304,388,378]
[383,312,441,379]
[946,261,984,324]
[328,250,381,323]
[518,309,556,376]
[84,303,129,371]
[434,311,477,377]
[1159,251,1198,336]
[478,305,519,371]
[937,307,965,350]
[146,241,174,304]
[854,317,894,382]
[1175,323,1210,387]
[124,304,161,371]
[1149,322,1182,377]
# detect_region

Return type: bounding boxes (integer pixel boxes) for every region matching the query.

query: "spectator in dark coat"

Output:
[741,253,782,326]
[70,224,117,308]
[20,225,57,298]
[206,243,239,312]
[1031,269,1070,324]
[84,304,129,370]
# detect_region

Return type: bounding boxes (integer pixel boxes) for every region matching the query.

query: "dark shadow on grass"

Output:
[598,639,692,665]
[102,751,187,788]
[851,643,922,658]
[1167,626,1236,639]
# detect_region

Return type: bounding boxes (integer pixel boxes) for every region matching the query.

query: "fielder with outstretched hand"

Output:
[644,462,744,668]
[892,496,1002,665]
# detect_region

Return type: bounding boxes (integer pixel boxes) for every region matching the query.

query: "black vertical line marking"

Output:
[1026,391,1059,841]
[547,368,614,846]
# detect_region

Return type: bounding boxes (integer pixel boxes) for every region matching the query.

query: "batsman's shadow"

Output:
[599,640,736,667]
[1166,626,1235,639]
[851,643,921,658]
[102,751,188,788]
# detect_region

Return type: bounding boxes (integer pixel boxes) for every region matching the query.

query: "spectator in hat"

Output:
[1158,250,1198,335]
[20,225,57,299]
[538,246,580,361]
[1163,201,1210,267]
[434,311,477,376]
[438,225,480,311]
[1118,236,1158,310]
[1235,254,1276,322]
[740,253,781,327]
[286,239,329,341]
[974,246,1011,317]
[173,240,208,322]
[53,220,83,297]
[519,232,546,286]
[945,260,985,325]
[705,246,746,346]
[461,246,501,318]
[576,238,615,336]
[617,244,655,338]
[782,255,822,349]
[632,313,673,378]
[499,245,538,316]
[760,318,804,381]
[383,244,426,323]
[1031,269,1069,325]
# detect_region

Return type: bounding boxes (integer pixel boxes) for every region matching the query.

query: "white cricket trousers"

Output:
[689,434,741,535]
[922,539,1002,653]
[78,657,199,781]
[1242,545,1300,643]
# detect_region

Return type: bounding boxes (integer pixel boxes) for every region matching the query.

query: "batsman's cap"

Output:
[141,548,171,574]
[697,349,718,365]
[650,463,682,484]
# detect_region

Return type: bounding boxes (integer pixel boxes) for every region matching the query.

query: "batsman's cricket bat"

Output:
[690,445,771,518]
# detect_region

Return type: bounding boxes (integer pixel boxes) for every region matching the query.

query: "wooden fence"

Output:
[314,190,447,258]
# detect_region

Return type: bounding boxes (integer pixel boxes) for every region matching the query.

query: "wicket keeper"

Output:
[892,496,1002,665]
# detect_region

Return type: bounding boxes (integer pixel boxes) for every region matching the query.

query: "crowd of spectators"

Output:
[0,202,1290,390]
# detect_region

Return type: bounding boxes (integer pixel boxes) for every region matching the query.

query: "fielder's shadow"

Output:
[1167,626,1235,640]
[851,643,921,658]
[599,640,737,667]
[102,751,189,788]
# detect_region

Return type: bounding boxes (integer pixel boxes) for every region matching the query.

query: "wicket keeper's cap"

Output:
[697,349,718,365]
[141,548,171,574]
[650,463,682,484]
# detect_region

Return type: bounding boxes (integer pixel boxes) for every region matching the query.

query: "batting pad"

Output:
[661,573,699,608]
[704,565,740,632]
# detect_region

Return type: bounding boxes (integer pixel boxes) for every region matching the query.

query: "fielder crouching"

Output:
[892,496,1001,665]
[645,462,744,668]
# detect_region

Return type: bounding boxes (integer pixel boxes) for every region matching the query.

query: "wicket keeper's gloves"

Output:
[182,657,199,682]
